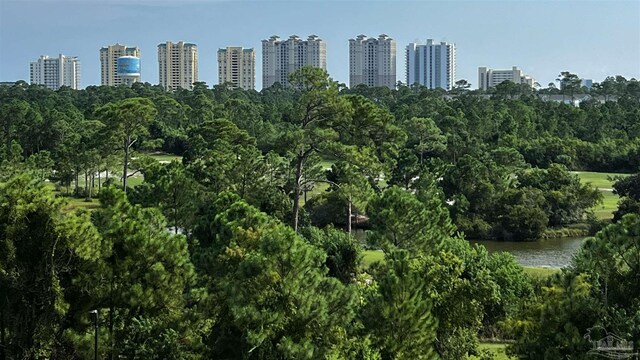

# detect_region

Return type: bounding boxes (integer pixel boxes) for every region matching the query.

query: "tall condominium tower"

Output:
[406,39,456,90]
[478,66,535,90]
[30,54,80,90]
[349,34,396,89]
[100,44,141,86]
[217,47,255,90]
[157,41,198,90]
[262,34,326,89]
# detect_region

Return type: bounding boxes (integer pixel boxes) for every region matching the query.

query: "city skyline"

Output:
[1,1,639,89]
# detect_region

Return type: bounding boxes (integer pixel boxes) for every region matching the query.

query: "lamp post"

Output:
[89,310,98,360]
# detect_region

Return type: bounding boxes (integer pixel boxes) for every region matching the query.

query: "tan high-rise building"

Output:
[157,41,198,90]
[100,44,141,86]
[262,35,326,89]
[349,34,396,89]
[218,47,255,90]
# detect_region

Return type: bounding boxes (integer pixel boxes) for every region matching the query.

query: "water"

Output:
[470,237,587,268]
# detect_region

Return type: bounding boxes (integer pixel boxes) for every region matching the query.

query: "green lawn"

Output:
[573,171,630,220]
[362,250,385,268]
[523,266,560,279]
[469,342,514,360]
[593,191,619,219]
[573,171,628,189]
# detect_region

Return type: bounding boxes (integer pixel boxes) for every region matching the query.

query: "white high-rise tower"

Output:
[30,54,80,90]
[406,39,456,90]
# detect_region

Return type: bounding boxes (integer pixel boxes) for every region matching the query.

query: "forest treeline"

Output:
[1,69,639,358]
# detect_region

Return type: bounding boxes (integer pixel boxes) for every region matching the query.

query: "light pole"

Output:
[89,310,98,360]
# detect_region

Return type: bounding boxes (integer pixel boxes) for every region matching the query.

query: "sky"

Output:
[1,0,639,90]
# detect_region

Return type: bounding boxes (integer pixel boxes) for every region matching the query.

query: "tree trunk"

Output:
[346,196,352,234]
[88,173,94,199]
[85,171,89,200]
[292,154,304,232]
[1,302,6,360]
[123,137,129,192]
[109,276,114,360]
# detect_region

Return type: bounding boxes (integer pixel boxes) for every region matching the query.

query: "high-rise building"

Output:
[478,66,535,90]
[157,41,198,90]
[217,47,255,90]
[349,34,396,89]
[30,54,80,90]
[100,44,141,86]
[262,35,326,89]
[406,39,456,90]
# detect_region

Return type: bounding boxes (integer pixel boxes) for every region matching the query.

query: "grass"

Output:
[469,342,514,360]
[146,152,182,163]
[573,171,630,220]
[572,171,627,189]
[63,197,100,212]
[593,191,620,220]
[362,250,385,268]
[523,266,560,279]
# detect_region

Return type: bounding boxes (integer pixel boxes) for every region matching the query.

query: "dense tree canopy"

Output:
[0,70,638,358]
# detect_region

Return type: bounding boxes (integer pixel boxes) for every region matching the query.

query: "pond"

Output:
[469,237,587,268]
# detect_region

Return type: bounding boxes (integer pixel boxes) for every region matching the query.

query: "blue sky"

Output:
[1,0,639,89]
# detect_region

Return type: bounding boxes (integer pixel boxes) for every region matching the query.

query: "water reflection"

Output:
[469,237,587,268]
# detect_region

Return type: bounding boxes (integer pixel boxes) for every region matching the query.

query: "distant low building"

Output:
[478,66,534,90]
[538,94,616,106]
[30,54,80,90]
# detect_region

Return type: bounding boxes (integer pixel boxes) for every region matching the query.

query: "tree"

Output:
[362,250,438,359]
[96,98,157,192]
[78,186,197,359]
[612,173,640,221]
[509,214,640,358]
[0,174,101,359]
[367,186,454,252]
[557,71,582,100]
[406,117,446,165]
[128,160,201,234]
[192,195,356,359]
[282,66,351,232]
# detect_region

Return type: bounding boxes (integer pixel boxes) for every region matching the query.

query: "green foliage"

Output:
[0,174,101,358]
[303,226,362,284]
[362,250,438,360]
[367,186,454,252]
[518,164,602,226]
[1,73,639,358]
[509,214,640,358]
[71,186,199,359]
[193,194,357,359]
[612,173,640,221]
